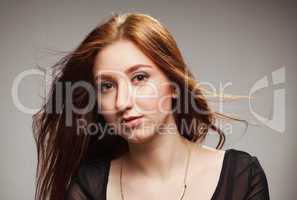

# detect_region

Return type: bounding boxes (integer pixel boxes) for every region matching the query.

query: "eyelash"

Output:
[98,72,150,93]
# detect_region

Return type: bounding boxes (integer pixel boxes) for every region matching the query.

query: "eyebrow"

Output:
[95,64,152,81]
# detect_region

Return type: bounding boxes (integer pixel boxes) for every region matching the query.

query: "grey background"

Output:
[1,0,296,199]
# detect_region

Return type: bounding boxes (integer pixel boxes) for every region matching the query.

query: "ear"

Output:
[172,92,178,99]
[171,85,178,99]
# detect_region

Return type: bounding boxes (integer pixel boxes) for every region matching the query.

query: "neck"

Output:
[122,115,200,182]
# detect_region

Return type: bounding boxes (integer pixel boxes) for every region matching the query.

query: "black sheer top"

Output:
[65,149,270,200]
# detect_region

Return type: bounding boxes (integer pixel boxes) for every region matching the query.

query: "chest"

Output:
[106,148,226,200]
[106,161,223,200]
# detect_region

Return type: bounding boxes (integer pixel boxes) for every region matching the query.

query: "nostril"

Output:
[116,94,133,111]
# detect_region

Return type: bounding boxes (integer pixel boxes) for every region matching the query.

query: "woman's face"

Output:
[93,39,176,144]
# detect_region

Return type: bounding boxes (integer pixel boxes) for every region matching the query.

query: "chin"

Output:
[121,129,157,144]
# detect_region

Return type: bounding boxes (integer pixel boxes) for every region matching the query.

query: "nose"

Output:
[115,81,133,112]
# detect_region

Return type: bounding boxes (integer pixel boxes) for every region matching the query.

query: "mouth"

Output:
[121,116,144,128]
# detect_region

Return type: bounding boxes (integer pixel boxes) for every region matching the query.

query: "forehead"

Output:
[93,39,158,74]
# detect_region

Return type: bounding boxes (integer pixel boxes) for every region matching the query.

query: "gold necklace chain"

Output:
[120,143,193,200]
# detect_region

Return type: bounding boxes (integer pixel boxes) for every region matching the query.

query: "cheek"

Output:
[97,92,116,110]
[97,96,116,123]
[135,83,173,114]
[156,87,173,113]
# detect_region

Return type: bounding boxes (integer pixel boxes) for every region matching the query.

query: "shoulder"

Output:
[223,148,270,199]
[77,158,110,180]
[225,148,265,176]
[65,158,111,199]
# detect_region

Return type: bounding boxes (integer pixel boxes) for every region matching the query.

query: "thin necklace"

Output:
[120,143,193,200]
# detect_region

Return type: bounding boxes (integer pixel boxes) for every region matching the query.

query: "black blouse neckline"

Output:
[65,148,270,200]
[210,148,232,200]
[103,149,232,200]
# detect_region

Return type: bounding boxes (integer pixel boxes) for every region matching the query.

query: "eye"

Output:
[132,72,150,84]
[98,81,114,93]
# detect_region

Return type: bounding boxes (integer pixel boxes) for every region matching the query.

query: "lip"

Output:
[122,116,144,128]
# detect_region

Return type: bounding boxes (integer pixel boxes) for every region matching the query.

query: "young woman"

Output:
[33,13,270,200]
